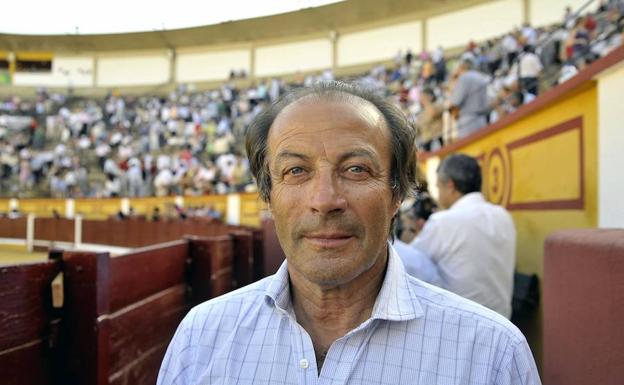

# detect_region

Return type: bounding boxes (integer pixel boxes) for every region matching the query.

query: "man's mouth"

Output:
[302,232,354,248]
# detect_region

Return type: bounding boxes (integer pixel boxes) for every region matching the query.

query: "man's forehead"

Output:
[269,95,387,138]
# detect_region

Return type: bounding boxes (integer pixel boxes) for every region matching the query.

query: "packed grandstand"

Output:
[0,1,622,200]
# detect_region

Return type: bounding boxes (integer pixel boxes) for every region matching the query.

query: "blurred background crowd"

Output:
[1,1,622,199]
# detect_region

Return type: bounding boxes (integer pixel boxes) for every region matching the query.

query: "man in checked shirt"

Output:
[158,81,541,385]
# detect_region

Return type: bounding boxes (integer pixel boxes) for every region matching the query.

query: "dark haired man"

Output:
[393,193,442,285]
[158,83,539,384]
[411,153,516,318]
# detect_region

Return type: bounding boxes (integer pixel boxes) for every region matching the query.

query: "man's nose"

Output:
[308,169,347,215]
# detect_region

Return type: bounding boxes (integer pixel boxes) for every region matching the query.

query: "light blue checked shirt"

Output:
[158,246,541,385]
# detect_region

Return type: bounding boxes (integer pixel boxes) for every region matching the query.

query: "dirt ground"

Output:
[0,244,47,265]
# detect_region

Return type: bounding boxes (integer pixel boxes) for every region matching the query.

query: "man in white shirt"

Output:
[411,154,516,318]
[518,45,543,96]
[159,83,539,384]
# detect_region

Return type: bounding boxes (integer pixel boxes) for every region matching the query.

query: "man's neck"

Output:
[445,191,466,209]
[289,252,387,373]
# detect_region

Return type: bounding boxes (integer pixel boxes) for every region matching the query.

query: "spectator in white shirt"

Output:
[126,157,143,197]
[411,154,516,318]
[154,168,173,197]
[518,45,543,95]
[501,33,520,68]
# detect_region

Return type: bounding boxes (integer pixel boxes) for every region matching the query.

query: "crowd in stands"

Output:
[0,1,622,199]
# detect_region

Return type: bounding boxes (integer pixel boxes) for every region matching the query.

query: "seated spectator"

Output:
[415,88,444,151]
[391,239,442,286]
[8,208,22,219]
[389,193,441,286]
[411,154,516,318]
[151,207,161,221]
[571,17,591,60]
[558,58,582,84]
[397,192,438,244]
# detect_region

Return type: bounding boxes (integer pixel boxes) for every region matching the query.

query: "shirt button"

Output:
[299,358,309,369]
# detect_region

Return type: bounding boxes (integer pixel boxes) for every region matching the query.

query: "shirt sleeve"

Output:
[495,339,542,385]
[535,56,543,73]
[157,309,196,385]
[450,76,467,108]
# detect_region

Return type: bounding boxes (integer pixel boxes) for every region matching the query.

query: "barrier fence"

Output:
[1,231,265,385]
[0,216,256,249]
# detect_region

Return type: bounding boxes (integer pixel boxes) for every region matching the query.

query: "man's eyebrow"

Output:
[273,151,311,163]
[338,149,381,168]
[273,149,381,168]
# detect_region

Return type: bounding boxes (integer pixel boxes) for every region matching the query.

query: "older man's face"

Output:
[267,98,399,288]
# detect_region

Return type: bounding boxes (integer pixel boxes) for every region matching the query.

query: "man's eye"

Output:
[287,167,304,176]
[347,166,365,173]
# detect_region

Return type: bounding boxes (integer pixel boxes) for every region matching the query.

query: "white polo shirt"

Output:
[411,192,516,318]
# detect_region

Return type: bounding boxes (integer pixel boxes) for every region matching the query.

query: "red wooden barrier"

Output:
[0,217,27,239]
[35,218,74,243]
[107,241,189,385]
[261,219,286,276]
[4,217,27,239]
[1,222,266,385]
[0,260,61,385]
[59,251,110,385]
[187,236,233,305]
[109,240,188,311]
[252,229,265,281]
[230,230,254,289]
[55,236,238,385]
[0,216,238,249]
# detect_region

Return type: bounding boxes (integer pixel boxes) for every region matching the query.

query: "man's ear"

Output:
[392,199,402,217]
[447,178,457,193]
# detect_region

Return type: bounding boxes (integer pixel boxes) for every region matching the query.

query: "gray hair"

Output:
[437,154,482,194]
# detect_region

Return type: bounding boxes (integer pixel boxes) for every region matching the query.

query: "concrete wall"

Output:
[529,0,600,27]
[97,53,170,87]
[176,48,250,82]
[12,56,93,87]
[8,0,607,88]
[427,0,523,49]
[337,21,422,67]
[255,38,332,77]
[597,61,624,228]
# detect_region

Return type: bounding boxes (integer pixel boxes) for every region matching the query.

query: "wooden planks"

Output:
[108,285,187,385]
[230,230,254,289]
[188,236,233,305]
[61,251,110,385]
[1,224,264,385]
[108,240,188,312]
[0,260,60,385]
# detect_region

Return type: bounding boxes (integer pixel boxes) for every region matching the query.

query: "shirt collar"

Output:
[264,243,424,322]
[450,191,485,210]
[264,259,292,315]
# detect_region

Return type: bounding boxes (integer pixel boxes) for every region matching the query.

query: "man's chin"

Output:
[293,258,370,287]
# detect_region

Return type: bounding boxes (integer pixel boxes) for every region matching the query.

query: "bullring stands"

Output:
[1,2,621,201]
